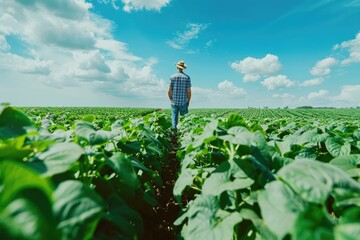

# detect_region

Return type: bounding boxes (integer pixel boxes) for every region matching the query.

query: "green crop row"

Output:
[174,112,360,240]
[0,106,171,240]
[1,106,360,240]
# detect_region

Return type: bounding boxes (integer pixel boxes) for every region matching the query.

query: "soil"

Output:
[142,132,183,240]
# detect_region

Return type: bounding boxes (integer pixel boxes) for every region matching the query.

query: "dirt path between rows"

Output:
[142,132,182,239]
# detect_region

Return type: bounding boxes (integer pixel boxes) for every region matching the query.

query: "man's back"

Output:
[169,72,191,106]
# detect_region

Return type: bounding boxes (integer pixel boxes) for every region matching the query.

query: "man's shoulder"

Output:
[171,72,190,79]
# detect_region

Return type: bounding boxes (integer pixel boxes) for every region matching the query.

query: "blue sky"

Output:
[0,0,360,108]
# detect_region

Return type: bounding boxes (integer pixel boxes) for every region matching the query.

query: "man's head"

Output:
[176,60,187,71]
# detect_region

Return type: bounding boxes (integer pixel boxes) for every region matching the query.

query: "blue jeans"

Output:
[171,103,188,128]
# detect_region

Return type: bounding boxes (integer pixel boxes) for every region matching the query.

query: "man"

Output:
[168,60,192,129]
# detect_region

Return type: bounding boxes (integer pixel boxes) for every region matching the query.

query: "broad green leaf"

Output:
[0,143,32,161]
[192,120,218,148]
[326,137,351,157]
[297,128,320,145]
[334,207,360,239]
[0,160,59,240]
[354,131,360,141]
[202,159,254,195]
[278,159,360,204]
[275,140,292,156]
[330,155,360,177]
[219,126,255,146]
[311,132,330,143]
[117,141,141,154]
[29,142,83,176]
[334,224,360,240]
[258,181,305,239]
[238,208,278,240]
[224,113,247,129]
[0,160,53,207]
[181,195,243,240]
[173,168,198,202]
[75,121,116,145]
[104,194,143,239]
[53,180,104,240]
[292,205,334,240]
[108,153,140,189]
[0,194,60,240]
[0,106,34,140]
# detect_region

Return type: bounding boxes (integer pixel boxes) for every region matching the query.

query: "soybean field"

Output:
[1,106,360,240]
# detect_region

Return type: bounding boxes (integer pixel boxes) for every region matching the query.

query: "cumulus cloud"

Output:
[218,80,247,97]
[261,75,295,90]
[307,89,329,99]
[299,77,324,87]
[231,54,281,82]
[272,93,296,99]
[310,57,338,76]
[122,0,170,12]
[0,53,52,75]
[0,0,97,50]
[333,85,360,105]
[0,0,167,104]
[167,23,208,50]
[334,33,360,64]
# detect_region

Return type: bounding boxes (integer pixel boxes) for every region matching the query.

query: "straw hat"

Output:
[176,60,187,69]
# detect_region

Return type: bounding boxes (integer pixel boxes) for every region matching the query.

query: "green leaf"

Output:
[202,159,254,195]
[219,126,255,146]
[192,120,218,148]
[108,153,140,189]
[334,224,360,240]
[0,106,34,140]
[0,192,60,240]
[278,159,360,204]
[330,155,360,177]
[104,194,143,239]
[0,160,53,207]
[292,205,334,240]
[224,113,247,129]
[0,143,32,161]
[181,195,243,240]
[173,168,198,202]
[258,181,305,239]
[326,137,351,157]
[75,121,116,145]
[29,142,83,176]
[0,160,59,240]
[53,180,104,240]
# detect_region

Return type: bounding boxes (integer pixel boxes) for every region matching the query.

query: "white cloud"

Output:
[272,93,296,100]
[218,80,247,97]
[307,89,328,99]
[261,75,295,90]
[334,33,360,64]
[0,53,52,75]
[310,57,338,76]
[0,35,10,51]
[122,0,170,12]
[299,77,324,87]
[0,0,97,50]
[95,39,141,61]
[333,85,360,105]
[231,54,281,82]
[97,0,121,10]
[167,23,208,50]
[190,84,247,108]
[0,0,167,106]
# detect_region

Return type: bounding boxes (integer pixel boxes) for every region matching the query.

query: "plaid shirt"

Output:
[169,72,191,105]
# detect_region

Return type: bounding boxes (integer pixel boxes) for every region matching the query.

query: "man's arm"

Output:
[168,86,172,100]
[187,87,191,105]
